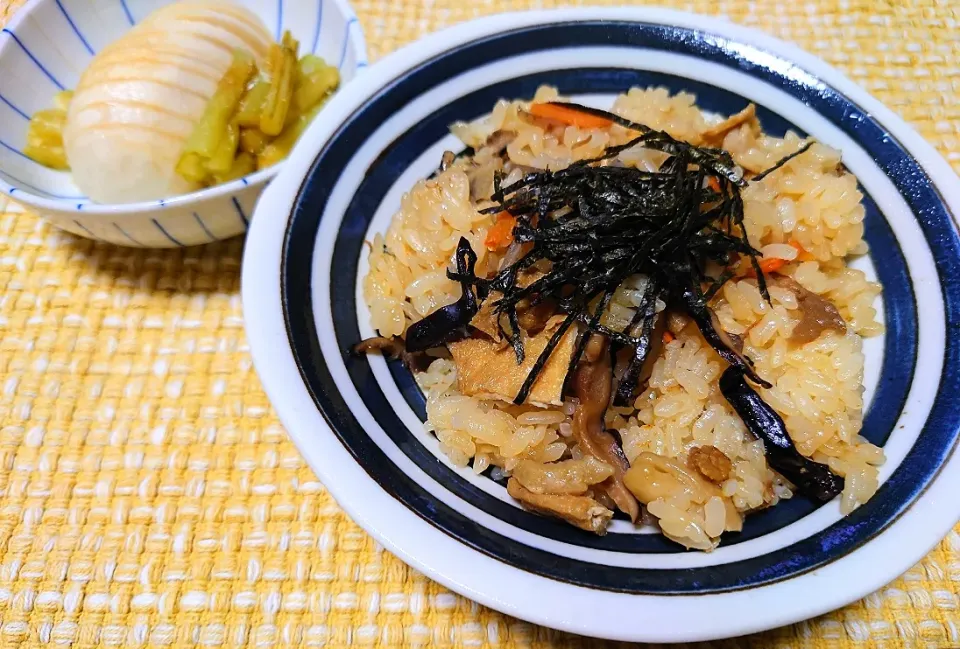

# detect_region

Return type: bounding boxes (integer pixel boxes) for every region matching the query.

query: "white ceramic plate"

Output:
[242,8,960,642]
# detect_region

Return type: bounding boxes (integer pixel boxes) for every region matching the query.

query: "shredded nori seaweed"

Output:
[360,101,846,504]
[404,103,816,405]
[443,103,809,404]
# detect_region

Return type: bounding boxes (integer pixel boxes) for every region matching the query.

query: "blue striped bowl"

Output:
[0,0,368,247]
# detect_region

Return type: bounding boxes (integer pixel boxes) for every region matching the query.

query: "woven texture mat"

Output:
[1,0,959,647]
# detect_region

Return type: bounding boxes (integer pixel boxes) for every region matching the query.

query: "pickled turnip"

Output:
[63,1,273,204]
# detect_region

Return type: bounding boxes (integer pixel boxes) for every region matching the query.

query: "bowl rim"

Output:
[0,0,368,215]
[242,6,960,643]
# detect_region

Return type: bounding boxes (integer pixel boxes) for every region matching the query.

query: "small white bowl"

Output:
[0,0,367,247]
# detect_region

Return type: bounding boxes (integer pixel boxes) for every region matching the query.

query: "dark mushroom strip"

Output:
[507,478,613,534]
[351,336,431,372]
[613,278,662,406]
[405,297,475,352]
[405,237,480,352]
[429,146,475,179]
[352,335,405,357]
[682,287,772,389]
[613,312,667,393]
[571,335,640,522]
[719,367,844,503]
[724,330,745,355]
[482,129,517,154]
[439,150,456,172]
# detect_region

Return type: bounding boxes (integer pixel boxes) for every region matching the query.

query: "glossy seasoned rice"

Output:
[362,85,884,550]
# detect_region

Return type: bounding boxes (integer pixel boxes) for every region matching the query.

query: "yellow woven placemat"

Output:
[1,1,958,647]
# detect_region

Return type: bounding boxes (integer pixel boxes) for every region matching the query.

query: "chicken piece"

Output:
[507,478,613,534]
[702,103,757,140]
[571,335,641,522]
[450,316,577,406]
[775,276,847,344]
[688,445,733,484]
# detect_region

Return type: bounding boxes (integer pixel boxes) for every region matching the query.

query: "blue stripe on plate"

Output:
[1,29,65,90]
[152,218,182,246]
[0,92,28,120]
[279,21,960,594]
[72,219,99,240]
[310,0,324,53]
[193,212,216,241]
[114,222,142,246]
[55,0,95,55]
[232,197,248,226]
[118,0,134,25]
[337,17,358,70]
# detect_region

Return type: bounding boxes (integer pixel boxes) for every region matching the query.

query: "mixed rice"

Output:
[361,85,884,551]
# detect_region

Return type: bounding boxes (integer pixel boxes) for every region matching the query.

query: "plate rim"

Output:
[242,7,960,642]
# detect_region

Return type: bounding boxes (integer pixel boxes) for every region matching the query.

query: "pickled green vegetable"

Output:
[212,151,256,184]
[235,78,270,128]
[239,127,271,155]
[179,50,254,161]
[293,55,339,116]
[24,108,69,170]
[258,101,323,169]
[259,32,297,136]
[206,122,239,175]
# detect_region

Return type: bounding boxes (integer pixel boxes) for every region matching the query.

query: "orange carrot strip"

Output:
[529,102,613,129]
[743,255,787,279]
[707,176,721,193]
[758,257,787,274]
[789,238,816,262]
[662,331,675,344]
[485,212,517,251]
